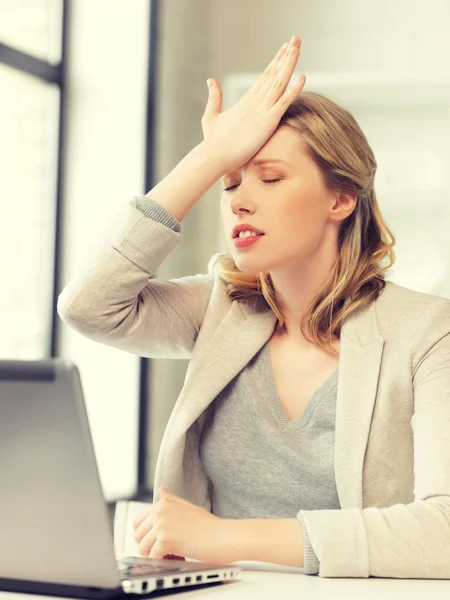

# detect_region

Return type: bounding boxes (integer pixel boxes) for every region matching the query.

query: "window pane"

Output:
[0,65,59,359]
[0,0,63,64]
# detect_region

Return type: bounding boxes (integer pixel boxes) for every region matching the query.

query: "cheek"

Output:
[274,194,329,251]
[220,195,229,220]
[277,199,314,233]
[284,187,329,226]
[220,199,233,247]
[220,201,228,229]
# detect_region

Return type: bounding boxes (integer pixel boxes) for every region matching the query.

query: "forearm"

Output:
[223,518,304,567]
[145,140,226,222]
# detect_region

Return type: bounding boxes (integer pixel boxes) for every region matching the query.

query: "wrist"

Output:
[144,139,225,222]
[196,139,231,178]
[213,517,242,564]
[219,518,304,567]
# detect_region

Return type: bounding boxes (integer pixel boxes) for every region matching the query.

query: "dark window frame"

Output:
[135,0,160,503]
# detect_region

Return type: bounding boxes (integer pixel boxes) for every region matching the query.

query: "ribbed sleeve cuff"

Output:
[297,511,320,575]
[104,196,181,275]
[300,508,370,577]
[135,196,181,232]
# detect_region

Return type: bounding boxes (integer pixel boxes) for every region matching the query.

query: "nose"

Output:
[229,192,256,216]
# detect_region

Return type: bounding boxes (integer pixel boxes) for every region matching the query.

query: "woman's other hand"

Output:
[132,487,231,563]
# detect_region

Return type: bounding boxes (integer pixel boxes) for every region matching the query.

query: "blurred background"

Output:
[1,0,450,508]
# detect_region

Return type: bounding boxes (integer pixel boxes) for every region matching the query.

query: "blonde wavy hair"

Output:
[217,91,396,357]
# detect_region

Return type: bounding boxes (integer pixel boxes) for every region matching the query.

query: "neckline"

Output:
[257,341,339,432]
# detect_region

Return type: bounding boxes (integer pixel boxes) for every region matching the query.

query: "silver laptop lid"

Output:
[0,359,121,590]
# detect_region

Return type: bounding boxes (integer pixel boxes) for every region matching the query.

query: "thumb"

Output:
[159,487,189,506]
[204,78,222,119]
[159,486,175,498]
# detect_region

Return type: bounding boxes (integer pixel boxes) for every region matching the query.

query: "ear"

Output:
[329,190,357,222]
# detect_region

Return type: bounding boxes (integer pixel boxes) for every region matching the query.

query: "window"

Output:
[0,65,59,358]
[0,0,63,63]
[0,0,63,359]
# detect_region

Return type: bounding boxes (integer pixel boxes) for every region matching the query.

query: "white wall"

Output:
[58,0,150,501]
[209,0,450,76]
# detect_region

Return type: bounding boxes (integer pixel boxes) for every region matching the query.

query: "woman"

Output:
[58,36,450,578]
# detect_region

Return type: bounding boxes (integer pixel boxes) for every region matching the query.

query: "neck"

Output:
[268,249,339,344]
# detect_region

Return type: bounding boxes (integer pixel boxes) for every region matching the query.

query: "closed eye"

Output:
[223,179,281,192]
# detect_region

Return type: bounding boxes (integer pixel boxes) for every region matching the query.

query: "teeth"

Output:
[238,230,259,238]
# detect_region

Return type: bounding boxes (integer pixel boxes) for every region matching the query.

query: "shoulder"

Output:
[378,278,448,308]
[375,280,450,350]
[377,280,450,321]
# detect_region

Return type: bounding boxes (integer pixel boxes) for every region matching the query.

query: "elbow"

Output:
[56,287,72,320]
[56,288,77,325]
[57,287,139,342]
[56,287,100,334]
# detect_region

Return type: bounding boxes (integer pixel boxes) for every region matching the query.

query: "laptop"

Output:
[0,359,241,598]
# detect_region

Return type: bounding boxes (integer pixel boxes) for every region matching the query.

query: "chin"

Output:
[231,252,275,274]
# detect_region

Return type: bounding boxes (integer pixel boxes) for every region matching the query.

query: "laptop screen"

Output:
[0,359,120,589]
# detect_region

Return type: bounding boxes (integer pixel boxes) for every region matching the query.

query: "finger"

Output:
[159,487,191,506]
[256,37,300,100]
[251,41,289,96]
[269,73,306,120]
[132,507,153,530]
[159,486,169,496]
[202,78,223,128]
[149,539,170,560]
[134,514,154,545]
[138,527,158,558]
[260,41,301,108]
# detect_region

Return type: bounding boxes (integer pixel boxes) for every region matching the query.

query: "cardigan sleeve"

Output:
[57,196,219,359]
[299,303,450,578]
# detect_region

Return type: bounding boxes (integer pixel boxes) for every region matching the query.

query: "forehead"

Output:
[224,127,307,177]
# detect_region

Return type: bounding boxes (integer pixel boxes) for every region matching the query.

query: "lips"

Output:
[233,234,264,249]
[231,223,265,239]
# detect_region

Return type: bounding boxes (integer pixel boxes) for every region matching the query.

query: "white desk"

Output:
[2,570,450,600]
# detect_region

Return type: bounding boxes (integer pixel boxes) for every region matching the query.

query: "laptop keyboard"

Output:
[117,556,188,577]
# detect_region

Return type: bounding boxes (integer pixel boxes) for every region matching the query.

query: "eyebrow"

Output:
[222,158,291,180]
[250,158,291,167]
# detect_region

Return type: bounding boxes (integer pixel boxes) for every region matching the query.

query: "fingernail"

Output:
[207,79,212,88]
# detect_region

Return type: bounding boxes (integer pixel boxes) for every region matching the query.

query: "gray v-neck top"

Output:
[199,339,340,574]
[136,197,342,575]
